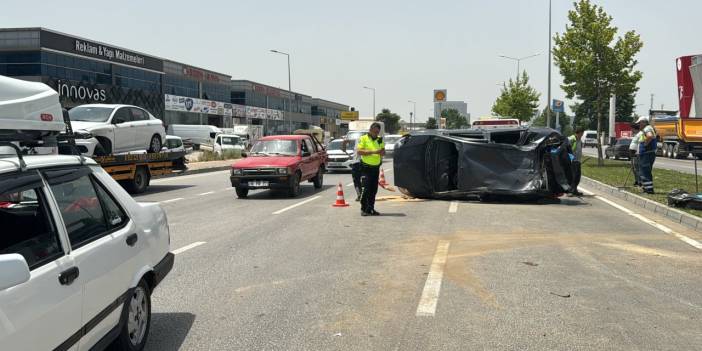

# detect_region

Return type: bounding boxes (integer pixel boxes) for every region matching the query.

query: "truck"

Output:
[652,114,702,159]
[0,74,186,194]
[223,124,263,148]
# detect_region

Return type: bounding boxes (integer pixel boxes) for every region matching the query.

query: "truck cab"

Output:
[230,135,327,198]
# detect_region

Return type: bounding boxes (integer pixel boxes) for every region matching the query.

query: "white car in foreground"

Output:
[0,154,174,350]
[69,104,166,156]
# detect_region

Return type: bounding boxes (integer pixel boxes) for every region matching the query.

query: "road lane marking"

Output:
[198,191,215,196]
[346,182,354,187]
[448,201,458,213]
[173,241,207,255]
[582,188,702,251]
[223,187,234,191]
[273,196,321,215]
[150,170,230,183]
[416,240,451,317]
[160,198,184,204]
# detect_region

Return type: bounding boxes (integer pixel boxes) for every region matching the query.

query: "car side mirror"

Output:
[0,254,30,291]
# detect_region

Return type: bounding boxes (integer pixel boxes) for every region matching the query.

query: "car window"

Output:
[166,139,181,149]
[130,108,148,121]
[0,172,63,270]
[113,107,132,123]
[303,139,314,154]
[48,170,127,249]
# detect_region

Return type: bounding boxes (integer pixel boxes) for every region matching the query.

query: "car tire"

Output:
[111,279,151,351]
[288,172,301,197]
[95,137,112,156]
[148,135,162,153]
[313,168,324,189]
[125,166,149,194]
[235,187,249,198]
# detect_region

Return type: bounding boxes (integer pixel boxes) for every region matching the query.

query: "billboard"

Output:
[165,94,283,120]
[340,111,360,121]
[677,56,695,118]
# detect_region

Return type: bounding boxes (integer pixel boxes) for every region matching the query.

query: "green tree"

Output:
[425,117,438,129]
[531,106,574,136]
[570,94,636,131]
[375,108,401,134]
[441,109,468,129]
[491,71,541,122]
[553,0,643,165]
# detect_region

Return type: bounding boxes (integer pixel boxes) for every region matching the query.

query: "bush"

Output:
[196,149,242,162]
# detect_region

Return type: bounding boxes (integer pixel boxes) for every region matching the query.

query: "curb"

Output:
[580,176,702,232]
[152,165,231,180]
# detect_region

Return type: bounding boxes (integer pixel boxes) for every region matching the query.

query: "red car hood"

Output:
[234,155,300,168]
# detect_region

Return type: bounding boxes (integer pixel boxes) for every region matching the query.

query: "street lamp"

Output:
[363,86,376,118]
[498,53,540,81]
[270,49,291,132]
[408,100,416,130]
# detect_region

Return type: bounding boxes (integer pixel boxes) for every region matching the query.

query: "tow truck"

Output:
[0,74,186,193]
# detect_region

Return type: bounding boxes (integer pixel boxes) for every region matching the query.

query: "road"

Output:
[583,146,702,174]
[135,163,702,350]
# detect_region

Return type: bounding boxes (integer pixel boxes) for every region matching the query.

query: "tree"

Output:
[553,0,643,165]
[375,108,401,134]
[570,93,636,131]
[491,71,541,122]
[441,109,468,129]
[531,106,574,136]
[425,117,438,129]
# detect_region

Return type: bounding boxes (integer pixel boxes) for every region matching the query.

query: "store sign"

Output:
[56,81,107,102]
[40,29,163,71]
[340,111,359,121]
[165,94,284,120]
[434,89,447,102]
[182,66,226,82]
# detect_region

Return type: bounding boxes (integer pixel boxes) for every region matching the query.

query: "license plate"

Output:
[248,180,269,187]
[329,162,343,166]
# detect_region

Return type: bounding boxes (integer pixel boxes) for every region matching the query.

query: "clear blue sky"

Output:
[3,0,701,122]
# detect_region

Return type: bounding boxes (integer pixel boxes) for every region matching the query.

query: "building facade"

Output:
[0,28,349,136]
[435,100,471,124]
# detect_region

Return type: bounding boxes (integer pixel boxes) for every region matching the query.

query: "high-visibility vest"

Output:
[568,135,577,151]
[358,134,384,166]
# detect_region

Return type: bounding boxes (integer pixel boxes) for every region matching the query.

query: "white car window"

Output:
[113,108,132,124]
[130,108,148,121]
[0,172,63,269]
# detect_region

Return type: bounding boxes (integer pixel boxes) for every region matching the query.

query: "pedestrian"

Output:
[357,123,385,216]
[344,138,363,201]
[568,127,585,196]
[629,123,642,186]
[637,116,657,194]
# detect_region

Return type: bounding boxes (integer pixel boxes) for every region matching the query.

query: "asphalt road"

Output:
[584,146,702,174]
[134,162,702,350]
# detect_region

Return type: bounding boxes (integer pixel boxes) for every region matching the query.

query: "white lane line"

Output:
[172,241,207,255]
[416,240,451,317]
[448,201,458,213]
[160,198,184,204]
[273,196,321,215]
[198,191,215,196]
[223,187,234,191]
[150,170,230,183]
[582,187,702,251]
[346,182,355,187]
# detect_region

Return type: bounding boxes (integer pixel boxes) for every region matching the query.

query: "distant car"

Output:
[605,138,632,160]
[326,138,355,172]
[164,135,186,153]
[167,124,222,150]
[201,134,245,156]
[583,130,598,147]
[68,104,166,156]
[383,134,402,157]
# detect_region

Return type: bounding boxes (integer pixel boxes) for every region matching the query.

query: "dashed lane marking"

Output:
[273,196,321,215]
[198,191,215,196]
[346,182,355,187]
[160,198,184,204]
[416,240,451,317]
[448,201,458,213]
[581,188,702,251]
[172,241,207,255]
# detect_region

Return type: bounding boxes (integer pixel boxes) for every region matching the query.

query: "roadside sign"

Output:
[340,111,359,121]
[552,99,565,113]
[434,89,447,102]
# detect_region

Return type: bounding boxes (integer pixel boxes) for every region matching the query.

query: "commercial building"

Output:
[434,100,471,124]
[0,27,349,136]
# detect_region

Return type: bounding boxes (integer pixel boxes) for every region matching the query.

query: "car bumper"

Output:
[74,138,99,156]
[153,252,174,289]
[230,175,292,189]
[327,160,354,171]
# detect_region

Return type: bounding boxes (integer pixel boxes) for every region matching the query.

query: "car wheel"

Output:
[235,187,249,198]
[288,172,301,197]
[111,279,151,351]
[125,167,149,194]
[313,168,324,189]
[148,135,162,153]
[95,137,112,156]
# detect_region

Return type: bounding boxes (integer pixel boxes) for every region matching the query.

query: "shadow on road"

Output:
[244,184,335,200]
[144,312,195,350]
[136,184,196,196]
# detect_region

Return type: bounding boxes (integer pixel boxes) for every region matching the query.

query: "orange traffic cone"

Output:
[332,182,350,207]
[379,168,388,188]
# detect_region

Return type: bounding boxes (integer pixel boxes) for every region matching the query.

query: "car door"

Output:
[44,167,140,350]
[0,170,83,351]
[130,108,153,152]
[301,139,317,178]
[111,107,136,153]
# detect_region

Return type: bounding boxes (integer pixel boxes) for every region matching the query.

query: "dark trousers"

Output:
[351,162,362,193]
[360,164,380,213]
[571,161,582,193]
[639,151,655,193]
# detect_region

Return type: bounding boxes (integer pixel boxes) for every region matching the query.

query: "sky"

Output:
[3,0,702,122]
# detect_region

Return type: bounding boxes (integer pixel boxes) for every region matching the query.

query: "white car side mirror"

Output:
[0,254,30,290]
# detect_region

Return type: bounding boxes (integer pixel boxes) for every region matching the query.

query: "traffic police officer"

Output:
[567,127,584,196]
[637,116,657,194]
[357,123,385,216]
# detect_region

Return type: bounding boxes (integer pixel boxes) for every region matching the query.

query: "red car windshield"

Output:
[250,140,298,156]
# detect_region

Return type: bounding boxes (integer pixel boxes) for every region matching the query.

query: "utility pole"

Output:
[363,86,376,118]
[546,0,553,128]
[650,93,654,111]
[270,49,292,131]
[408,100,416,130]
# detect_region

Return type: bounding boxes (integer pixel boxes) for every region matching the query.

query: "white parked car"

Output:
[68,104,167,156]
[164,135,186,153]
[0,154,174,351]
[326,138,355,172]
[383,134,402,156]
[167,124,222,150]
[201,134,245,156]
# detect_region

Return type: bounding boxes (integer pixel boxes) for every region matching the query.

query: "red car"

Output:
[230,135,327,198]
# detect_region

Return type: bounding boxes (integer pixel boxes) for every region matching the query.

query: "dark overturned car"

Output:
[392,127,574,200]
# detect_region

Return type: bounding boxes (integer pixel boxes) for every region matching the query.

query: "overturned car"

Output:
[393,127,574,200]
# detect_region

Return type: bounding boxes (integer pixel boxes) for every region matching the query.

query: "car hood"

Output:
[235,155,300,168]
[71,121,108,131]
